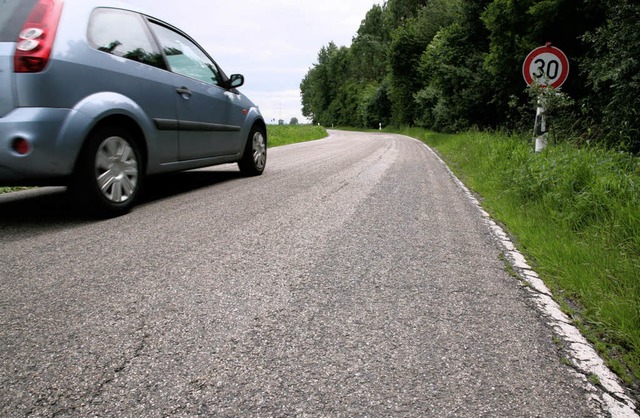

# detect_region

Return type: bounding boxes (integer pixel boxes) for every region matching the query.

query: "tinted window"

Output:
[88,8,165,69]
[150,22,221,86]
[0,0,38,41]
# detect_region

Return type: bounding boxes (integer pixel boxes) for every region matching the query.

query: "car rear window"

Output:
[0,0,39,41]
[88,8,166,69]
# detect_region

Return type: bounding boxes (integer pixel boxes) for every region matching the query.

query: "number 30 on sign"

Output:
[522,43,569,88]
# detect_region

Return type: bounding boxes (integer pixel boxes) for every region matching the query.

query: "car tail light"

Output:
[14,0,64,73]
[12,138,32,155]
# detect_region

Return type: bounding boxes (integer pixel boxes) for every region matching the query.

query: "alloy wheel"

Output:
[94,136,139,203]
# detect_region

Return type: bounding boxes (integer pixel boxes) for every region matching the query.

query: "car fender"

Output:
[55,92,159,173]
[244,107,266,138]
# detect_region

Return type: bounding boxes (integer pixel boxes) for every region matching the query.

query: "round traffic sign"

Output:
[523,44,569,88]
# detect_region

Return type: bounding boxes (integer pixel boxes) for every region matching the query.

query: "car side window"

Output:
[149,22,221,86]
[88,8,165,69]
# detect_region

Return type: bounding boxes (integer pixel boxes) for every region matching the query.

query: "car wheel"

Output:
[73,126,143,217]
[238,125,267,176]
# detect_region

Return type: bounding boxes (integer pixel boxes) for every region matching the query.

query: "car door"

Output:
[87,8,180,165]
[148,21,242,161]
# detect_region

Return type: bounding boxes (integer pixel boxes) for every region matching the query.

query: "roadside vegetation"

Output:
[393,127,640,391]
[0,186,30,195]
[300,0,639,152]
[267,124,327,147]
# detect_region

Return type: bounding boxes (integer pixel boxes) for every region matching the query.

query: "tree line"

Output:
[300,0,640,151]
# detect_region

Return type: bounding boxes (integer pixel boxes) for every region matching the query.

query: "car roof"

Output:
[63,0,173,26]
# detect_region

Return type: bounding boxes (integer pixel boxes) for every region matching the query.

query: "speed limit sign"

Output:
[523,43,569,88]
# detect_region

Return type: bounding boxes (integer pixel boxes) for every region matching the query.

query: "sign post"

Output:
[523,43,569,152]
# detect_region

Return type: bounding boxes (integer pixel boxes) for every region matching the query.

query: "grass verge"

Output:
[0,186,30,195]
[267,124,328,147]
[392,127,640,391]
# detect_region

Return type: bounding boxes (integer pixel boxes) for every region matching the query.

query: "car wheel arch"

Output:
[251,119,267,144]
[68,121,145,217]
[238,121,267,176]
[58,92,154,175]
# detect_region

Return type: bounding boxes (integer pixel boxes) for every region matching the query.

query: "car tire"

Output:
[238,125,267,176]
[72,125,143,218]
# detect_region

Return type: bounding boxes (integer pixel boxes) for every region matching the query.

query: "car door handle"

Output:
[176,87,192,98]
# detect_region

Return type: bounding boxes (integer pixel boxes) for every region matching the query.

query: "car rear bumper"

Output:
[0,107,77,185]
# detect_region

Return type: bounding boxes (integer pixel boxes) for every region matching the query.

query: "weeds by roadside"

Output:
[0,186,30,195]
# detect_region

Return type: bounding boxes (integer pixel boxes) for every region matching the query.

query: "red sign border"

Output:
[523,45,570,88]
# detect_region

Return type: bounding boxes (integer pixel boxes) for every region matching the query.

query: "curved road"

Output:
[0,131,613,416]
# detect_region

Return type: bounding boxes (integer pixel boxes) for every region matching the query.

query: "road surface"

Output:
[0,130,619,416]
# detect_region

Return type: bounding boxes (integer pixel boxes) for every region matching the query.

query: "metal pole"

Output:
[534,96,548,152]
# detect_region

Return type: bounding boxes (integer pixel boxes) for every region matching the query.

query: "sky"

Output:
[132,0,385,124]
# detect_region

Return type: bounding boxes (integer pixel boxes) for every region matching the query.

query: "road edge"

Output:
[405,135,638,418]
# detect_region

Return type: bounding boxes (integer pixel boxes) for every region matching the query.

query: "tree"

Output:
[481,0,538,129]
[359,81,392,128]
[385,0,430,27]
[350,34,388,83]
[581,0,640,150]
[356,4,389,42]
[388,21,427,125]
[417,22,493,131]
[482,0,606,130]
[415,0,494,131]
[300,0,640,152]
[387,0,462,126]
[300,42,341,124]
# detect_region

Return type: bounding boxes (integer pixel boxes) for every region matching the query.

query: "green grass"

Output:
[0,186,30,195]
[0,125,327,195]
[392,126,640,388]
[267,124,328,147]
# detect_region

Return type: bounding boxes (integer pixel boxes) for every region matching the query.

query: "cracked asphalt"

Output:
[0,130,607,416]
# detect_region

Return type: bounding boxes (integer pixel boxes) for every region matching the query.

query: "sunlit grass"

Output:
[0,186,30,195]
[267,124,328,147]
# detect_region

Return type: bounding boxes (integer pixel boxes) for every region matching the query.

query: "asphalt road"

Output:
[0,130,604,416]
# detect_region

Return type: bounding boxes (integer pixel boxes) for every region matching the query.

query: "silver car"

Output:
[0,0,267,216]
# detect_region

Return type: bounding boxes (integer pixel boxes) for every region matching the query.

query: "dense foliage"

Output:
[300,0,640,151]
